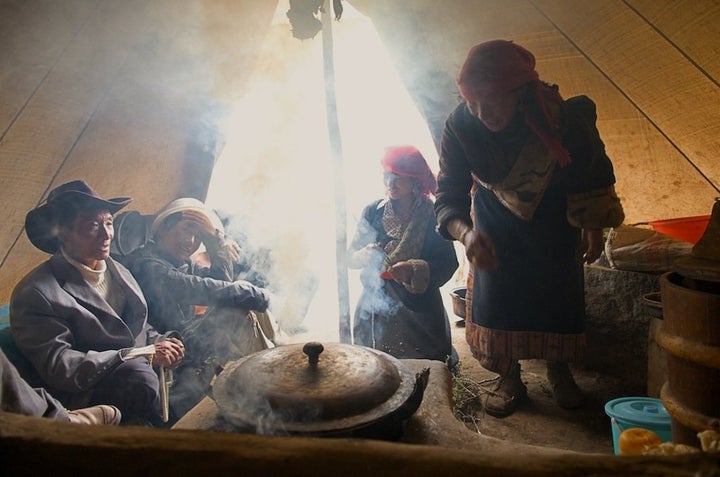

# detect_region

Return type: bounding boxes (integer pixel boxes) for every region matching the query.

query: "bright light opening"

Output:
[205,2,439,343]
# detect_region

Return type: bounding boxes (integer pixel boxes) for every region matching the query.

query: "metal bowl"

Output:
[449,287,467,319]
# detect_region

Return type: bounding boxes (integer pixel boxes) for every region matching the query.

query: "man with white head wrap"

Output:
[124,198,281,420]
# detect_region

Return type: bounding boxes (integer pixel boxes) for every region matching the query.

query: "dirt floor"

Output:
[448,318,620,455]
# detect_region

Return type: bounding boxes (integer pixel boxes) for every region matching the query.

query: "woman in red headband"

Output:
[434,40,624,417]
[348,145,459,367]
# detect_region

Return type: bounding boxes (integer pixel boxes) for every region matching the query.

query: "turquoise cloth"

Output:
[0,303,9,330]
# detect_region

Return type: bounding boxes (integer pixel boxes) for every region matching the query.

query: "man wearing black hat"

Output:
[10,180,185,425]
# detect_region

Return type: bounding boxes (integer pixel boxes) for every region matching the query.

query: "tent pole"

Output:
[321,1,351,343]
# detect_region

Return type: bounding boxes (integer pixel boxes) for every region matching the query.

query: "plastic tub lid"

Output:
[604,397,670,426]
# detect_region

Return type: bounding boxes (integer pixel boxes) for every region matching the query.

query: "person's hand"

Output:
[350,242,384,267]
[252,288,270,313]
[153,338,185,369]
[223,238,242,263]
[581,228,604,264]
[232,281,271,312]
[462,229,499,270]
[385,261,413,284]
[181,211,217,239]
[364,242,383,255]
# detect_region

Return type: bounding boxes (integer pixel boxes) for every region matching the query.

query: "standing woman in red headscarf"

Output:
[434,40,625,417]
[348,145,459,367]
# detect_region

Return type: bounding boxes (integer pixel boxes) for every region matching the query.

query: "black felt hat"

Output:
[25,180,132,253]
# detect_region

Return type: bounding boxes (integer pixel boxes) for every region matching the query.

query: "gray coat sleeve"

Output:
[0,347,68,419]
[10,284,125,393]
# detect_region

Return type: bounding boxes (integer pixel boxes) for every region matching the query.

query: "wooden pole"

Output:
[321,1,351,343]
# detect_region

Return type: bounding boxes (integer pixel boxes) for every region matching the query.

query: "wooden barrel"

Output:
[641,292,667,398]
[657,272,720,447]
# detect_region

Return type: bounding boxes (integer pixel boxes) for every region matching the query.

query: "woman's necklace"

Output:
[392,199,414,222]
[383,198,417,256]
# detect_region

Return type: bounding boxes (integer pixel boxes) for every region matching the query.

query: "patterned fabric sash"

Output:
[472,137,557,221]
[382,196,433,267]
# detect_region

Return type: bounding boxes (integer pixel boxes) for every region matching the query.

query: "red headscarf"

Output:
[456,40,572,167]
[380,145,437,196]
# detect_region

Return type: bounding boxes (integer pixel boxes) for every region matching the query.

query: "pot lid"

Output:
[211,341,418,434]
[604,397,670,427]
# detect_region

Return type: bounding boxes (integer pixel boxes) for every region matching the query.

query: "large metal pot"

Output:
[210,341,429,440]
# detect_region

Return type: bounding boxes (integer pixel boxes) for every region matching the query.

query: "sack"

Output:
[234,310,276,354]
[182,307,274,365]
[603,225,692,273]
[253,310,287,347]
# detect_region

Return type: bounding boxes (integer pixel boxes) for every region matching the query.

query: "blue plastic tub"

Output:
[604,397,672,455]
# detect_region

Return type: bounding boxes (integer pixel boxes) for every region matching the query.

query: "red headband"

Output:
[457,40,571,167]
[381,145,437,195]
[457,39,539,100]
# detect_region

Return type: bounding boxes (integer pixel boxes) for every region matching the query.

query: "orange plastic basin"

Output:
[649,215,710,244]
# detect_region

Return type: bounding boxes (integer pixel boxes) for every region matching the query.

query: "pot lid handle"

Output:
[302,342,324,365]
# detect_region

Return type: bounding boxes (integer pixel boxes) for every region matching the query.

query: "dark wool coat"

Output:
[349,199,458,363]
[434,96,619,362]
[123,241,268,335]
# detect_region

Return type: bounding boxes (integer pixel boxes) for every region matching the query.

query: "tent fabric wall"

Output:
[0,0,718,303]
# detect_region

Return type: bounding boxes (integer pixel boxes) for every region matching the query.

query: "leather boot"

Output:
[547,361,583,409]
[484,362,527,418]
[67,405,122,425]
